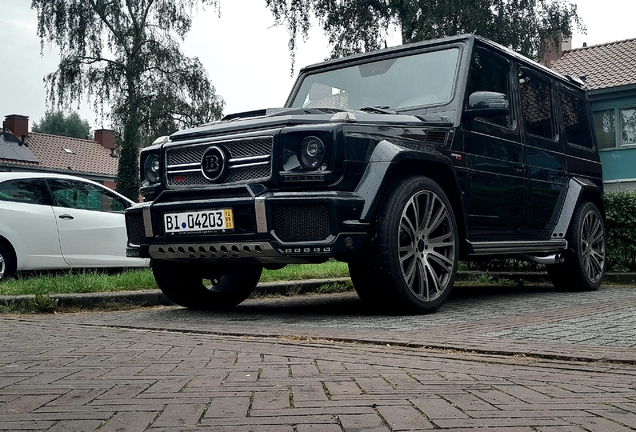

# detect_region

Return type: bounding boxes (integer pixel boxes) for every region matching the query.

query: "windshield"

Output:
[290,48,460,111]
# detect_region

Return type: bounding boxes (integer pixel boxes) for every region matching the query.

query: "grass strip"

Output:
[0,261,351,297]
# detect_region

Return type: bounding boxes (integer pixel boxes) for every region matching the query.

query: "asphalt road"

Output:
[1,283,636,431]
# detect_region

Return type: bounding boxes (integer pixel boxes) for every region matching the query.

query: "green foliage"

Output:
[474,272,494,284]
[32,0,225,200]
[316,280,353,294]
[267,0,584,64]
[32,110,91,139]
[260,261,349,282]
[0,269,157,296]
[604,190,636,272]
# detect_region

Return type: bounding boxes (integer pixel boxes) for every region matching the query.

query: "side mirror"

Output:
[464,91,510,117]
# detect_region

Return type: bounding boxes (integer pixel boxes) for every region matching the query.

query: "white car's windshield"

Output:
[290,48,460,111]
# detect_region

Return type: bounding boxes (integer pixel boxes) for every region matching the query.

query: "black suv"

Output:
[125,34,606,313]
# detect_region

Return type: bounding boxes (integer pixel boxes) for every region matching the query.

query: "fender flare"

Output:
[354,139,460,222]
[550,177,603,239]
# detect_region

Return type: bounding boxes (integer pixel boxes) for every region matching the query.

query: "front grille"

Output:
[125,212,146,245]
[165,136,273,188]
[272,204,331,242]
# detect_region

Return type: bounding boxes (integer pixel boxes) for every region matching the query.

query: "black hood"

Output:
[169,107,453,142]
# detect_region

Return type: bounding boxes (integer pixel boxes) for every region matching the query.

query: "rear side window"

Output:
[519,71,554,140]
[0,179,52,205]
[559,90,594,149]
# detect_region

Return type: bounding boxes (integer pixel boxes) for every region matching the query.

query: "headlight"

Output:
[299,136,325,170]
[143,154,160,183]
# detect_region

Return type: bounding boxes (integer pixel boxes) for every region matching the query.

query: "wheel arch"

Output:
[0,235,18,272]
[355,141,467,253]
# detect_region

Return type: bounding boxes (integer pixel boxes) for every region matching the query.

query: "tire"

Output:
[547,201,606,291]
[152,260,263,309]
[0,245,16,282]
[349,176,459,314]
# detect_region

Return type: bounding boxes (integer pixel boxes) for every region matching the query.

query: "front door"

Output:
[462,50,527,239]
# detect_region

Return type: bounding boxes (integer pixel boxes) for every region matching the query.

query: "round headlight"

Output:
[143,154,160,183]
[299,136,325,170]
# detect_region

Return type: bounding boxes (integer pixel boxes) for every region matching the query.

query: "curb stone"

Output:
[1,273,634,308]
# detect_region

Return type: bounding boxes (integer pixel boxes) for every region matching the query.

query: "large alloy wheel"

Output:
[0,245,16,282]
[349,176,458,314]
[547,201,606,291]
[152,260,263,309]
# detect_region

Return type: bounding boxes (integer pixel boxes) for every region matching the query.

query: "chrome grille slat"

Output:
[165,136,273,188]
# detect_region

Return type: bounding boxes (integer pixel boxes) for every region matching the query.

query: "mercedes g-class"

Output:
[125,34,606,313]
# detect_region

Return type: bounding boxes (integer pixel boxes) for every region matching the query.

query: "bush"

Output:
[604,190,636,271]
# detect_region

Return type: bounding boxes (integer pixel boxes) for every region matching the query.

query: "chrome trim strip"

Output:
[167,168,203,174]
[228,155,270,164]
[143,206,154,238]
[229,161,270,170]
[254,196,267,233]
[167,162,200,170]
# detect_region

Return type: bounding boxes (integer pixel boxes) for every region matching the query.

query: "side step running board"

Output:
[466,239,568,256]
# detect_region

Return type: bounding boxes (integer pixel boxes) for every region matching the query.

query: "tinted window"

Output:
[47,179,128,213]
[559,90,594,149]
[520,71,554,139]
[0,179,52,205]
[466,51,512,128]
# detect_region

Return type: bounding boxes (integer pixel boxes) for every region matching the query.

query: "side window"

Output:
[465,51,512,128]
[558,90,594,149]
[0,179,52,205]
[48,179,129,213]
[519,71,554,140]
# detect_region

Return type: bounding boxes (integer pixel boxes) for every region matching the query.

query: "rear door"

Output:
[47,178,137,267]
[518,68,568,237]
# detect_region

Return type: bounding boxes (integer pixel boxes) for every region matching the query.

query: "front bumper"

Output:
[125,184,368,264]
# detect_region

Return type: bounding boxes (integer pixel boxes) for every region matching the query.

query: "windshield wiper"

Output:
[359,106,396,115]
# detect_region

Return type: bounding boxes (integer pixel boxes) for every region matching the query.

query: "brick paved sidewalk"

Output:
[2,284,636,431]
[1,313,636,431]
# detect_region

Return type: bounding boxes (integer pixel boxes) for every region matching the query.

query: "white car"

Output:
[0,172,148,281]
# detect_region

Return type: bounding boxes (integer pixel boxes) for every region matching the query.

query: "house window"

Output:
[621,108,636,145]
[594,106,636,150]
[593,110,616,149]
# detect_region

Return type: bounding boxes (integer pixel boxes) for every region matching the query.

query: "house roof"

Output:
[0,131,119,177]
[550,38,636,91]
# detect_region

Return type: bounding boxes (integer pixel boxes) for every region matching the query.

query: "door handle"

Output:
[58,214,74,220]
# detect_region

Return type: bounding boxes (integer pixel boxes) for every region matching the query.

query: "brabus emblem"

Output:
[201,146,228,182]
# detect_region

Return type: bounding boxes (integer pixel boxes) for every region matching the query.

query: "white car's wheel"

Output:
[0,245,16,282]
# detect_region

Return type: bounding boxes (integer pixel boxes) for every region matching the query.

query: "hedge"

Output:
[604,190,636,272]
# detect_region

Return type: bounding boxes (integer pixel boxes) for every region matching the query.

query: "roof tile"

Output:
[550,38,636,91]
[0,131,119,177]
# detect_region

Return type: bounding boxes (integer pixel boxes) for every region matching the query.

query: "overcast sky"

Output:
[0,0,633,131]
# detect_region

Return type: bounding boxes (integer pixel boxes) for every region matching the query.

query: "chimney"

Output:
[94,129,116,150]
[542,34,571,66]
[4,114,29,138]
